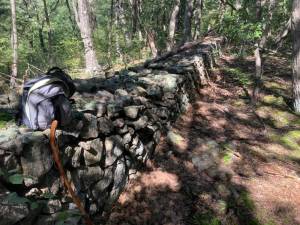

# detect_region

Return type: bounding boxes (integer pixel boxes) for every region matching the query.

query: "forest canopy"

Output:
[0,0,292,75]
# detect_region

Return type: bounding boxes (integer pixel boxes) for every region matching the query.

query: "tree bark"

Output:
[182,0,194,44]
[42,0,54,65]
[115,0,130,45]
[252,0,276,102]
[10,0,18,88]
[73,0,101,74]
[193,0,203,40]
[167,0,180,51]
[292,0,300,112]
[147,31,158,58]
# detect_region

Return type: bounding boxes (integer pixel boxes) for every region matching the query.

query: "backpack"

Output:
[19,67,76,130]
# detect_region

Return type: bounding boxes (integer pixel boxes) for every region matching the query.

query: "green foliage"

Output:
[192,211,221,225]
[223,67,252,86]
[4,192,30,205]
[0,112,13,129]
[8,173,24,184]
[56,210,81,225]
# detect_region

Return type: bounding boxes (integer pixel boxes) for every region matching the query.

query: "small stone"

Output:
[107,103,122,118]
[115,89,129,97]
[80,113,98,139]
[98,117,114,135]
[0,193,30,225]
[42,199,62,214]
[92,169,113,198]
[105,135,124,166]
[77,166,104,190]
[113,118,125,128]
[131,116,148,130]
[96,90,114,103]
[117,125,129,134]
[96,103,107,117]
[122,133,132,145]
[72,147,82,168]
[82,138,104,166]
[146,86,163,99]
[124,106,140,119]
[167,131,184,147]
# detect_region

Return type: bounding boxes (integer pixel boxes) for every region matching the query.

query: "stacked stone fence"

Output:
[0,38,222,225]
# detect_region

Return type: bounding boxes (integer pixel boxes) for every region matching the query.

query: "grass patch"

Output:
[223,67,252,86]
[280,130,300,151]
[192,211,221,225]
[261,95,286,107]
[0,112,14,129]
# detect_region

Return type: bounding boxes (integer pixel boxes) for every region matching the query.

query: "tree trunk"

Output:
[42,0,54,65]
[182,0,194,44]
[147,31,158,58]
[167,0,180,51]
[115,0,130,46]
[73,0,101,74]
[193,0,202,40]
[10,0,18,88]
[292,0,300,112]
[252,0,276,102]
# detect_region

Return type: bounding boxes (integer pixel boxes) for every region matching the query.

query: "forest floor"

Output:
[106,53,300,225]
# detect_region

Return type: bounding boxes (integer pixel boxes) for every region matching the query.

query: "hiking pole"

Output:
[50,120,94,225]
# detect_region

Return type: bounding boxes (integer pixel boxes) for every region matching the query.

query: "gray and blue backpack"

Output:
[19,67,76,130]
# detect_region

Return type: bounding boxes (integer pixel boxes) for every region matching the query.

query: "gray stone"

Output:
[96,103,107,117]
[42,199,62,214]
[72,147,82,168]
[129,86,147,96]
[131,116,148,130]
[0,126,19,145]
[77,166,104,190]
[105,135,123,166]
[0,193,30,225]
[124,106,140,119]
[167,131,184,147]
[80,113,98,139]
[63,118,84,138]
[20,132,53,186]
[82,138,103,166]
[146,85,163,99]
[122,133,132,145]
[108,159,127,205]
[107,103,123,118]
[129,138,145,158]
[113,118,125,128]
[98,117,114,135]
[83,101,97,113]
[117,125,129,134]
[96,90,115,103]
[115,89,128,97]
[92,169,113,198]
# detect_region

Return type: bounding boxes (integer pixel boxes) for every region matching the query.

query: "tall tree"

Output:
[292,0,300,112]
[252,0,276,102]
[193,0,202,40]
[10,0,18,88]
[73,0,101,74]
[167,0,180,51]
[42,0,54,65]
[182,0,194,44]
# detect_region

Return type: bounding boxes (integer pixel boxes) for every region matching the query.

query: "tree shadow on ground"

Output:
[106,55,300,225]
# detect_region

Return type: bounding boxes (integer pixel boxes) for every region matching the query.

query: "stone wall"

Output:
[0,38,221,225]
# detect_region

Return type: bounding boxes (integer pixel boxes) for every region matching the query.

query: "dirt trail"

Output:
[107,55,300,225]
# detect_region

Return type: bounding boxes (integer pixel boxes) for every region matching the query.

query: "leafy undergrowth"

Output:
[0,112,14,129]
[106,53,300,225]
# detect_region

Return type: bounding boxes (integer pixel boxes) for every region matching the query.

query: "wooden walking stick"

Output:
[50,120,94,225]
